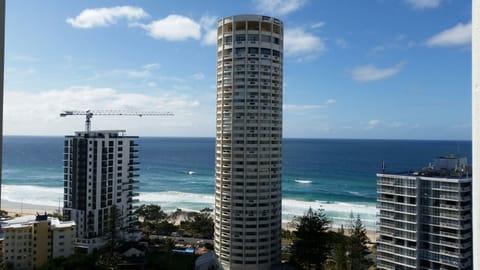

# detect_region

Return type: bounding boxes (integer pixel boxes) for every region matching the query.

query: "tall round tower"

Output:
[214,15,283,270]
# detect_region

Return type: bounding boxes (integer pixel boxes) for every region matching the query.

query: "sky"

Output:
[3,0,471,139]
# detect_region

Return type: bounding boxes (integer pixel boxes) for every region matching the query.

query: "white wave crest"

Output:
[294,179,312,184]
[3,185,63,207]
[1,186,378,229]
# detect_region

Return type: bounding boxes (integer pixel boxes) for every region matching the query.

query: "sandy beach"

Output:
[281,222,377,243]
[1,199,58,217]
[0,200,378,243]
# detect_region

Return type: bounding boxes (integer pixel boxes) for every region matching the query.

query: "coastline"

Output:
[1,199,58,216]
[0,198,377,243]
[281,222,377,244]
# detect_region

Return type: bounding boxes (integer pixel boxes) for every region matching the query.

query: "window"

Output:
[248,48,259,54]
[235,21,246,31]
[247,21,259,31]
[236,34,246,42]
[260,48,271,55]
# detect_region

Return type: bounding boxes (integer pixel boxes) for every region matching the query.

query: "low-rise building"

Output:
[1,214,75,269]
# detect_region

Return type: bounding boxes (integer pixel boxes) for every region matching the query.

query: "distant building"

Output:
[1,214,75,269]
[214,14,283,269]
[377,156,472,270]
[63,130,140,252]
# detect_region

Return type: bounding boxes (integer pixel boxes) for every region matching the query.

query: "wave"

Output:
[2,185,378,229]
[188,171,195,175]
[294,179,312,184]
[138,191,377,229]
[3,185,63,207]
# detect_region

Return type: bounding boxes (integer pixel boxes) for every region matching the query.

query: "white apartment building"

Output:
[377,156,472,270]
[1,214,75,269]
[63,130,139,252]
[214,15,283,270]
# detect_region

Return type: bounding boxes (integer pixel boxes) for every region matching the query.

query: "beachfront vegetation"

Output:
[289,207,332,269]
[286,207,374,270]
[135,204,214,239]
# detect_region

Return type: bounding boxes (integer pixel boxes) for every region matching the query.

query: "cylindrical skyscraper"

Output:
[214,15,283,269]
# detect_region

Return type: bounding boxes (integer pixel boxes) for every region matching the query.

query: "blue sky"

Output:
[3,0,471,139]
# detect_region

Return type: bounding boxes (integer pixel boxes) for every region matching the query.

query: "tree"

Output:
[179,211,214,238]
[291,207,332,270]
[136,204,169,238]
[156,220,177,235]
[168,208,183,222]
[135,204,167,222]
[326,226,349,270]
[347,213,373,270]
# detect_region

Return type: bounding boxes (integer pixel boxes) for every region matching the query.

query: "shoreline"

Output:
[1,199,59,217]
[0,199,377,243]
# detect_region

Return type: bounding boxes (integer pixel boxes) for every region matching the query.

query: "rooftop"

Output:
[380,156,471,179]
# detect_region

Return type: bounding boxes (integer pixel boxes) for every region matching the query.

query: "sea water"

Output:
[2,136,471,229]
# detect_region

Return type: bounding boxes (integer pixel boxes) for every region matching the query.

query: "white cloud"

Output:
[366,119,404,129]
[325,99,336,105]
[425,22,471,47]
[370,34,416,53]
[139,15,201,41]
[311,22,325,29]
[127,63,159,78]
[4,86,203,136]
[405,0,441,9]
[202,29,217,45]
[336,38,348,48]
[284,99,335,111]
[284,27,325,58]
[368,119,382,127]
[200,15,217,28]
[66,6,148,28]
[254,0,306,16]
[351,63,404,82]
[200,15,218,45]
[191,72,205,80]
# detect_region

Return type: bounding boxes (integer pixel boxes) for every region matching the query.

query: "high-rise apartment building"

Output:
[214,15,283,269]
[1,214,76,269]
[63,130,140,252]
[472,0,480,267]
[377,156,472,270]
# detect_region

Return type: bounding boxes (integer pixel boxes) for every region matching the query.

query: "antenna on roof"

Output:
[382,160,385,173]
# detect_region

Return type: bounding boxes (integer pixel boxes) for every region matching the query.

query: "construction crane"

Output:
[60,109,174,133]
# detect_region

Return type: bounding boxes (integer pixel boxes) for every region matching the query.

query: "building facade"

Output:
[377,157,472,270]
[63,130,139,252]
[1,214,75,269]
[214,15,283,269]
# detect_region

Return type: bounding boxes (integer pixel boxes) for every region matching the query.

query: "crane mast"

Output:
[60,109,174,132]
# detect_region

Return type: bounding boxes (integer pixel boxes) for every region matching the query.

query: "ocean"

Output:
[1,136,472,229]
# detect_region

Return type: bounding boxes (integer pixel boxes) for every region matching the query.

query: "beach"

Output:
[1,199,58,217]
[0,199,377,243]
